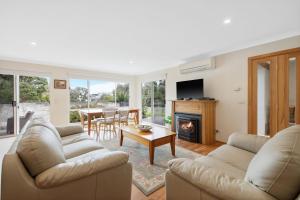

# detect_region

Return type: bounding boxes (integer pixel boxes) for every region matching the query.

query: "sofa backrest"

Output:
[245,125,300,200]
[227,132,269,153]
[17,125,66,176]
[26,117,62,143]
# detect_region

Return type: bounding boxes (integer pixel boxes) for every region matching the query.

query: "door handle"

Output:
[11,100,16,107]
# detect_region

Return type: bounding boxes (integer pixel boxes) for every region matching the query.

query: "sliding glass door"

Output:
[141,82,153,123]
[0,73,50,136]
[153,80,166,125]
[142,80,166,126]
[0,74,16,137]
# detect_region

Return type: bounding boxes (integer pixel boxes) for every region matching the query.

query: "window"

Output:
[142,80,165,126]
[89,80,115,108]
[69,79,129,123]
[70,79,89,109]
[116,83,129,107]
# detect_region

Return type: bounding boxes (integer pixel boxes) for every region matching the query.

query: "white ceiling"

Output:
[0,0,300,75]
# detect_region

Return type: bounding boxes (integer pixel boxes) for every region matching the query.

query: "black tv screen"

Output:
[176,79,204,99]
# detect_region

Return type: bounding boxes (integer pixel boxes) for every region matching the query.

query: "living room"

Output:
[0,1,300,200]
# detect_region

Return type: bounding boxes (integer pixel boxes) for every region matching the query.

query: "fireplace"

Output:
[174,113,201,143]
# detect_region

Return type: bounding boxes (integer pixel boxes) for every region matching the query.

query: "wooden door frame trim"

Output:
[248,48,300,61]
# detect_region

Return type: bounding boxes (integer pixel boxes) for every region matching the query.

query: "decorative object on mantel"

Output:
[54,79,67,89]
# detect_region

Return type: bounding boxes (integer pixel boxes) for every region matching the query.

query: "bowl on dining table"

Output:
[136,124,152,132]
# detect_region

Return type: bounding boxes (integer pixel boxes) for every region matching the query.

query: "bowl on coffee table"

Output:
[136,124,152,132]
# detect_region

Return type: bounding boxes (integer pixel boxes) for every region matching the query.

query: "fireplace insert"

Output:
[174,113,201,143]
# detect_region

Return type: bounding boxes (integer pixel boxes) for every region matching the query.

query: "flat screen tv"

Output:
[176,79,204,99]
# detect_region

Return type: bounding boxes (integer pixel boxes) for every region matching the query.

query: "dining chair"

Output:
[117,110,129,127]
[98,111,116,135]
[102,107,118,119]
[128,112,138,125]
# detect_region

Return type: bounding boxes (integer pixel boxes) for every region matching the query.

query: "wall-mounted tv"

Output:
[176,79,204,99]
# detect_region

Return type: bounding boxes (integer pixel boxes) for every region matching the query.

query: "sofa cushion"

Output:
[63,140,103,159]
[27,118,62,143]
[17,126,66,176]
[245,125,300,200]
[208,144,255,171]
[168,158,276,200]
[56,125,84,137]
[61,132,93,145]
[66,149,110,162]
[35,150,129,188]
[194,156,246,179]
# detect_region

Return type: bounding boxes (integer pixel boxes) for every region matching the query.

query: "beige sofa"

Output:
[166,125,300,200]
[1,118,132,200]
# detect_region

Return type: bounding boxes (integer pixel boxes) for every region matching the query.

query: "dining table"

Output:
[80,108,139,135]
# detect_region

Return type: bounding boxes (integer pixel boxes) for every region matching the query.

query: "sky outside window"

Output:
[89,80,115,95]
[69,79,88,89]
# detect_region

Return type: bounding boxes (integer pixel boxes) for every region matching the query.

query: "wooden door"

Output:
[248,48,300,136]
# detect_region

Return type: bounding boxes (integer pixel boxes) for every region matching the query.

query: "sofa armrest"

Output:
[227,132,269,153]
[168,158,276,200]
[55,125,84,137]
[35,151,129,188]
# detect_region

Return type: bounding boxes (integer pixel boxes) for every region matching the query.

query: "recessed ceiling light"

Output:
[30,42,37,46]
[129,60,134,64]
[223,18,231,24]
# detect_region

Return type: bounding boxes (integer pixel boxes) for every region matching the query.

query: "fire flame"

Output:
[181,122,193,130]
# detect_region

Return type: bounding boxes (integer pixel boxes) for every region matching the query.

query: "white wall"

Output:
[136,35,300,142]
[0,60,136,126]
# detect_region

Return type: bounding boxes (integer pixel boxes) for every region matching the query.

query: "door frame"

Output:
[248,47,300,136]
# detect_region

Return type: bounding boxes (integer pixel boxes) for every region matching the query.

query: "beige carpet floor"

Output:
[98,135,200,196]
[0,137,16,200]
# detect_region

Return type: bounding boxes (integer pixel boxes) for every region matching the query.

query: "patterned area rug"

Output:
[98,135,200,196]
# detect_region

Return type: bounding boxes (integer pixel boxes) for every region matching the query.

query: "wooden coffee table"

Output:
[120,125,176,164]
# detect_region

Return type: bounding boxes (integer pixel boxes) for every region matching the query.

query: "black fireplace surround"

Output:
[174,112,202,143]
